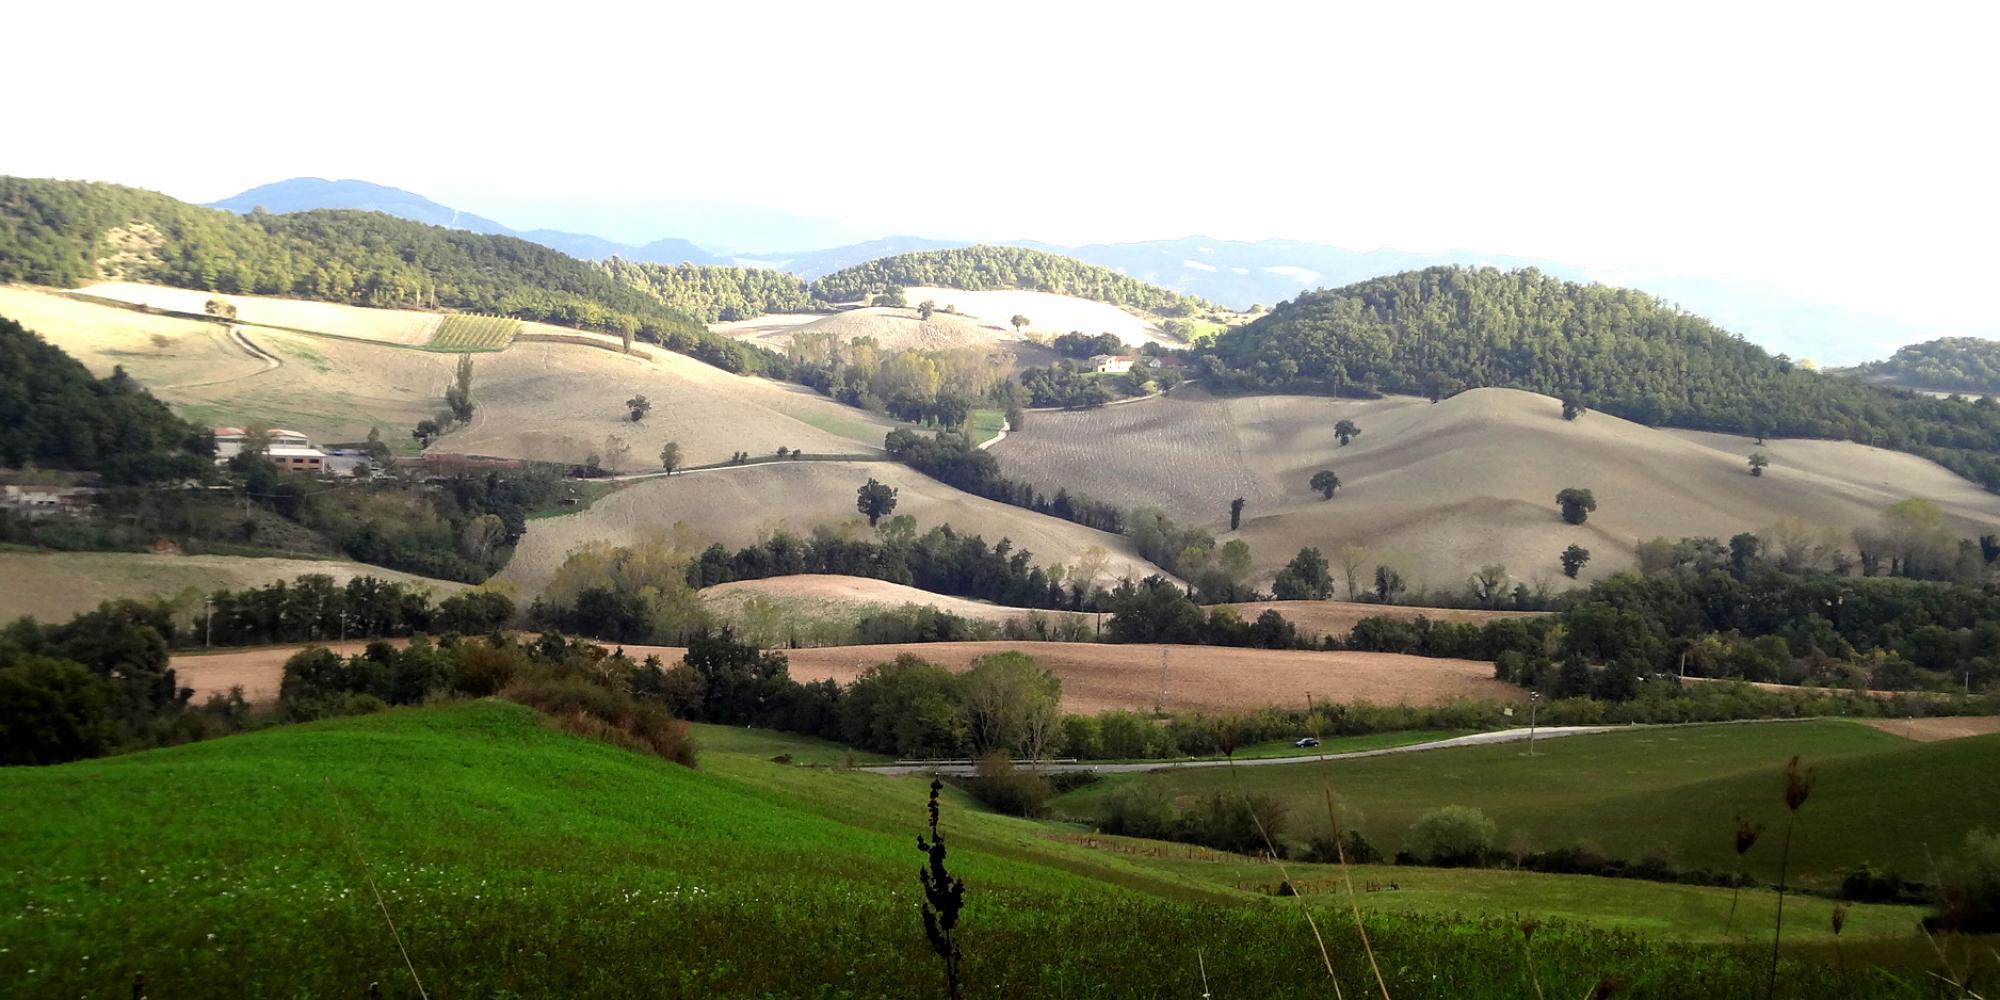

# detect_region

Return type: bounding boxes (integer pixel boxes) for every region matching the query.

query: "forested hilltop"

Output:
[600,259,817,323]
[1840,337,2000,396]
[1198,266,2000,490]
[0,177,767,372]
[810,245,1211,315]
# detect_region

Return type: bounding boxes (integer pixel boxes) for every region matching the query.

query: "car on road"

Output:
[1294,736,1320,748]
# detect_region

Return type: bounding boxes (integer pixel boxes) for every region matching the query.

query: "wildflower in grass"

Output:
[916,778,966,1000]
[1767,755,1815,999]
[1725,815,1764,936]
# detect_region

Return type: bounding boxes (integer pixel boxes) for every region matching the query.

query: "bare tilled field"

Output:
[994,386,2000,593]
[77,281,444,345]
[1220,600,1548,640]
[1862,716,2000,742]
[0,551,464,624]
[437,340,905,468]
[702,574,1071,626]
[780,641,1522,714]
[498,462,1167,598]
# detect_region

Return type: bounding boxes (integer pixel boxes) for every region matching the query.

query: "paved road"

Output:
[860,724,1623,776]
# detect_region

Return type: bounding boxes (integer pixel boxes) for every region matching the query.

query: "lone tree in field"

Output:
[626,395,652,422]
[1334,418,1361,446]
[1309,469,1341,500]
[1560,543,1591,578]
[857,478,898,526]
[1748,452,1770,477]
[1229,497,1246,531]
[203,297,237,320]
[1010,314,1029,333]
[918,300,936,321]
[659,441,681,474]
[1561,397,1587,421]
[1556,487,1597,525]
[916,778,967,1000]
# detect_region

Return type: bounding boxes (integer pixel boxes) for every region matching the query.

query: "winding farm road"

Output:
[861,724,1624,776]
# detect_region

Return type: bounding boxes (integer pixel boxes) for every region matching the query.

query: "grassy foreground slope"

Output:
[1058,721,2000,884]
[0,704,1944,998]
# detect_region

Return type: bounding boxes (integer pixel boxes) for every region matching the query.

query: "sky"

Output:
[8,0,1996,330]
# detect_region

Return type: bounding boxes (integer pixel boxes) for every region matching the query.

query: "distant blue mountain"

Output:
[208,178,727,265]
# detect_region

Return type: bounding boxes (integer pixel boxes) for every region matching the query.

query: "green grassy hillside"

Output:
[1056,721,2000,884]
[0,704,1967,997]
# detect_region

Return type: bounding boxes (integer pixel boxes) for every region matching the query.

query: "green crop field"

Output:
[967,407,1007,445]
[428,313,520,351]
[1056,721,2000,886]
[0,704,1984,998]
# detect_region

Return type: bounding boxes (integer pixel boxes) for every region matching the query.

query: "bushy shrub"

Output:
[965,752,1053,817]
[1097,784,1181,840]
[454,643,527,696]
[1408,805,1498,867]
[1933,830,2000,933]
[1187,792,1289,856]
[0,657,117,765]
[1303,830,1380,865]
[504,675,696,767]
[1840,862,1913,904]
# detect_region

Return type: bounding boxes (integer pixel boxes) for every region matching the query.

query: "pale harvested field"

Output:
[779,641,1522,715]
[992,386,2000,592]
[77,281,442,345]
[498,462,1167,598]
[702,574,1062,625]
[898,287,1172,347]
[716,307,1018,354]
[1220,600,1548,640]
[0,552,463,624]
[437,339,906,467]
[1862,716,2000,742]
[0,285,270,388]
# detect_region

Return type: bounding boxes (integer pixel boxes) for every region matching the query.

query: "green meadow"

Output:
[1,704,1990,998]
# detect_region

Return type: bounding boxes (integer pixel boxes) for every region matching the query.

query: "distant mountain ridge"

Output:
[209,178,1996,364]
[210,179,728,266]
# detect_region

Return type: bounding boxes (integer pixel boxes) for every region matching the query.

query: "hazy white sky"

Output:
[8,0,1995,325]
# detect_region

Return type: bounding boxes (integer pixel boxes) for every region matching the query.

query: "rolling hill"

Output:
[990,386,2000,592]
[809,245,1212,317]
[1197,265,2000,491]
[498,461,1168,599]
[1837,336,2000,396]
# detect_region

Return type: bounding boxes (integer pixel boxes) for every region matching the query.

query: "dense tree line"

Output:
[884,429,1128,533]
[686,520,1092,612]
[0,178,771,373]
[1841,337,2000,396]
[810,245,1210,316]
[0,315,215,483]
[600,259,818,323]
[787,334,1005,427]
[1197,266,2000,489]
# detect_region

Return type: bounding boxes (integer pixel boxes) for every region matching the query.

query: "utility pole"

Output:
[203,595,213,648]
[1156,647,1170,716]
[1526,691,1541,757]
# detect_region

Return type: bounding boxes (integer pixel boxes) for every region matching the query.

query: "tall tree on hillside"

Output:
[1228,497,1246,531]
[626,395,652,422]
[1373,565,1406,603]
[601,434,631,475]
[1748,453,1770,477]
[857,478,899,526]
[659,441,682,474]
[1556,488,1598,525]
[1561,397,1587,421]
[1334,418,1361,446]
[446,354,475,422]
[1010,314,1029,333]
[918,300,936,321]
[1309,470,1341,500]
[1337,545,1371,601]
[1560,544,1592,579]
